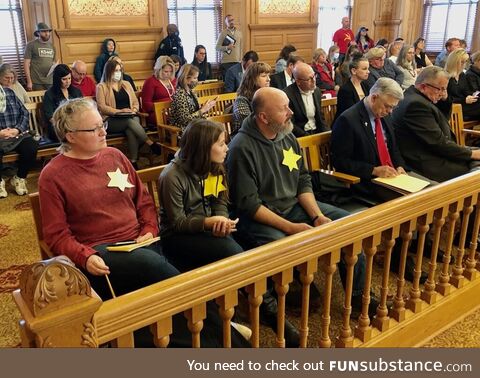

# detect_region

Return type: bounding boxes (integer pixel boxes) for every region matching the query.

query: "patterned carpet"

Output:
[1,165,479,348]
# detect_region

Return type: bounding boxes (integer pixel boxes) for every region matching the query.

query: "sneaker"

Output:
[10,175,28,196]
[0,179,7,198]
[231,322,252,341]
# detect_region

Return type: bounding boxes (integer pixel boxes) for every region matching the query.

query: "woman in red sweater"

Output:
[311,48,338,97]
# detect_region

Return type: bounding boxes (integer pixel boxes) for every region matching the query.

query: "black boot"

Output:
[259,291,300,347]
[150,142,162,155]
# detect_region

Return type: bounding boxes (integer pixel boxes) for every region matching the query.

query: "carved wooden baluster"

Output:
[421,208,446,304]
[436,203,461,296]
[373,227,398,332]
[407,214,431,313]
[215,290,238,348]
[464,196,480,281]
[150,318,172,348]
[184,303,206,348]
[355,235,380,342]
[111,332,135,347]
[272,268,293,348]
[317,252,338,348]
[336,242,361,348]
[245,279,266,348]
[390,222,414,322]
[451,198,474,288]
[297,259,317,347]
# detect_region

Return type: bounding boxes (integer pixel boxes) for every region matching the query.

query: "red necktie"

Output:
[375,118,393,167]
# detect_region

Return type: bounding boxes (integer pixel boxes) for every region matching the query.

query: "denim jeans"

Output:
[236,201,366,297]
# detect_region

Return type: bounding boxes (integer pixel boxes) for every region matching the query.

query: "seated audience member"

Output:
[387,40,403,64]
[275,44,297,73]
[445,48,480,122]
[365,47,404,88]
[284,62,329,137]
[43,64,83,142]
[0,64,30,104]
[332,78,431,282]
[355,26,374,54]
[434,38,460,68]
[327,45,340,68]
[107,56,136,91]
[39,98,249,347]
[413,37,432,68]
[231,62,271,136]
[227,87,374,324]
[269,55,304,90]
[170,54,182,78]
[335,44,360,86]
[335,54,370,118]
[0,86,38,198]
[170,64,217,133]
[94,38,117,83]
[392,66,480,182]
[191,45,212,82]
[466,51,480,93]
[70,60,96,97]
[311,48,338,97]
[376,38,389,50]
[396,44,418,90]
[154,24,185,64]
[224,51,259,93]
[159,119,243,271]
[141,56,176,126]
[96,60,161,168]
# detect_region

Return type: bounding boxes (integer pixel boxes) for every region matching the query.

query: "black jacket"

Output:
[335,79,370,120]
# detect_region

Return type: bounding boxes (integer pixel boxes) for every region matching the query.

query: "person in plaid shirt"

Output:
[0,86,38,198]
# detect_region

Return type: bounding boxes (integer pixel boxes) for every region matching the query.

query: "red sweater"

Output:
[71,75,97,97]
[141,75,176,125]
[39,147,158,268]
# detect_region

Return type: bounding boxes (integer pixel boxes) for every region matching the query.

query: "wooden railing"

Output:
[13,171,480,348]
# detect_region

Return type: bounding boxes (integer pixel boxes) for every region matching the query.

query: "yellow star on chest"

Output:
[203,173,227,198]
[282,147,301,172]
[107,168,135,192]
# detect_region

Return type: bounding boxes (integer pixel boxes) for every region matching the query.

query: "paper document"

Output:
[372,174,430,195]
[106,237,160,252]
[222,35,236,55]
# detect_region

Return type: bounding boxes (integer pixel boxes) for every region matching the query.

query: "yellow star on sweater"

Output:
[282,147,301,172]
[107,168,134,192]
[203,173,227,197]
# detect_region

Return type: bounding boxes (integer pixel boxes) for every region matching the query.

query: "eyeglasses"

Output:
[73,70,87,77]
[424,83,447,93]
[296,76,315,82]
[70,122,108,134]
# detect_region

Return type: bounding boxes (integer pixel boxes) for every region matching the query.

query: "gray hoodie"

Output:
[159,156,229,236]
[226,113,312,219]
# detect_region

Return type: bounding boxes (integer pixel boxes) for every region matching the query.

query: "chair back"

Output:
[198,92,237,117]
[208,114,234,142]
[450,103,466,146]
[25,102,43,137]
[154,100,173,125]
[320,97,337,129]
[194,81,224,97]
[27,90,46,104]
[297,131,333,172]
[136,165,166,209]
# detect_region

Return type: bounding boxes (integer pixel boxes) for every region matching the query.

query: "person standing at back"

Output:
[154,24,185,64]
[332,16,355,64]
[216,14,243,79]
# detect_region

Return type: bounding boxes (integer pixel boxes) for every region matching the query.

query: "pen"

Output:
[114,240,135,245]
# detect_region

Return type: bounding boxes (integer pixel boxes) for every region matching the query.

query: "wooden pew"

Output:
[28,165,166,260]
[27,90,46,104]
[450,103,480,146]
[320,97,337,129]
[194,81,224,97]
[208,114,234,142]
[198,92,237,117]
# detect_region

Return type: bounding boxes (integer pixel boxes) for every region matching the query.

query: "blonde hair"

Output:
[445,48,469,76]
[52,98,98,153]
[154,56,175,79]
[312,48,327,63]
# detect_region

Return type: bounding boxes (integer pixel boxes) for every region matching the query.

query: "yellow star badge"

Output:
[107,168,135,192]
[203,173,227,197]
[282,147,301,172]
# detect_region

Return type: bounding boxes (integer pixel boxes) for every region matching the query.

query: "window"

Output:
[167,0,223,64]
[422,0,478,52]
[0,0,26,80]
[317,0,353,50]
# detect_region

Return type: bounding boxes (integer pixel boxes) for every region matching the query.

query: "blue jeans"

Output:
[163,233,244,272]
[236,201,366,297]
[85,242,179,300]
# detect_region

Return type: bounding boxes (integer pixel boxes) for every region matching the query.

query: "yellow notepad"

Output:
[372,174,430,195]
[106,237,160,252]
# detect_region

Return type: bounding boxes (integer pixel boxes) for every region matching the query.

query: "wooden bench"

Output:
[208,114,234,142]
[198,92,237,117]
[320,97,337,129]
[194,81,225,97]
[28,164,166,260]
[450,103,480,146]
[27,90,46,104]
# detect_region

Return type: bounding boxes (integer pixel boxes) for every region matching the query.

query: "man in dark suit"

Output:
[284,62,328,137]
[224,50,258,93]
[391,66,480,182]
[270,55,304,90]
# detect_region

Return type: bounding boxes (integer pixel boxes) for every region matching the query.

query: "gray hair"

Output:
[52,98,98,153]
[396,44,416,70]
[369,77,404,100]
[415,65,449,85]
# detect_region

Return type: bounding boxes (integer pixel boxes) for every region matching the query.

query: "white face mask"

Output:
[112,71,122,82]
[333,52,340,60]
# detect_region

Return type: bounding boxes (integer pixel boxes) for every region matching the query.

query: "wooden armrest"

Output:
[137,112,149,118]
[317,169,361,185]
[462,129,480,137]
[157,123,181,134]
